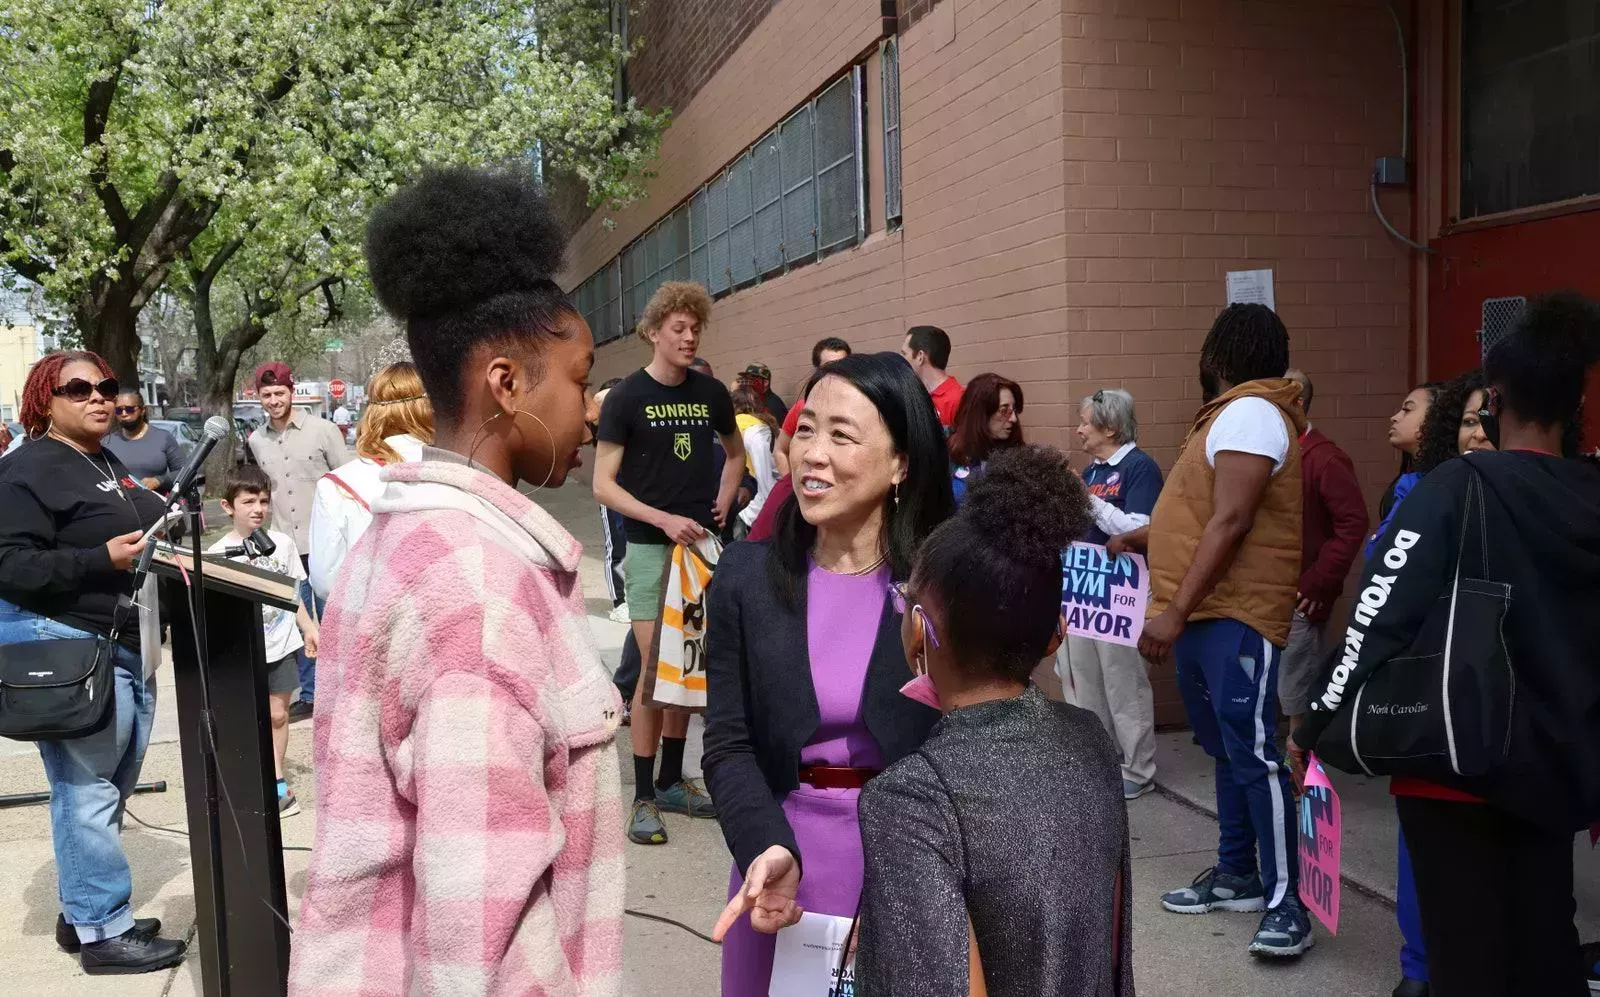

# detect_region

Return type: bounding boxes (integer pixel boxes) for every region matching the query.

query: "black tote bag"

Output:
[1314,465,1514,781]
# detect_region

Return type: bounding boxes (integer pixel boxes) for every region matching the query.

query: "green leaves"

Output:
[0,0,665,348]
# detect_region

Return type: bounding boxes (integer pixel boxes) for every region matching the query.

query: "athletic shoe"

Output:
[1123,779,1155,800]
[1160,866,1267,914]
[627,799,668,845]
[278,790,301,819]
[1392,978,1429,997]
[56,914,160,954]
[1581,939,1600,994]
[80,923,187,975]
[1249,898,1315,958]
[656,779,716,818]
[287,700,314,722]
[619,701,632,726]
[608,603,631,625]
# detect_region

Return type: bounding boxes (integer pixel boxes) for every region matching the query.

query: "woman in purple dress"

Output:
[704,352,956,994]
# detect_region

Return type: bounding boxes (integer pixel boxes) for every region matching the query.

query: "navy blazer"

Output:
[702,541,939,875]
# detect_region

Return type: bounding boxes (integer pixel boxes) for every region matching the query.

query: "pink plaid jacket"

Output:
[290,459,625,996]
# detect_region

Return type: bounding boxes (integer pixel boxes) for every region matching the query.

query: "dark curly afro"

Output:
[364,165,577,419]
[913,444,1091,680]
[1418,369,1483,472]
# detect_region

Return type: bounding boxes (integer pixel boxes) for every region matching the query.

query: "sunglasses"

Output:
[52,378,119,402]
[888,581,940,649]
[115,405,142,415]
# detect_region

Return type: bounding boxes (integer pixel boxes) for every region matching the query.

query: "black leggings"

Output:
[1396,796,1585,997]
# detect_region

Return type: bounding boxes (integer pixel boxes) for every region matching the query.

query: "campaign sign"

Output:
[770,912,855,997]
[1060,542,1148,648]
[1298,753,1342,934]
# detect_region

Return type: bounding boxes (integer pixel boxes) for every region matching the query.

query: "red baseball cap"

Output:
[254,362,294,392]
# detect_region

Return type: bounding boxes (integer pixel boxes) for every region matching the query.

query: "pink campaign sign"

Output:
[1060,543,1148,649]
[1298,753,1342,934]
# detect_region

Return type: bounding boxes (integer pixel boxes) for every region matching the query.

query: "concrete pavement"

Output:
[1,478,1592,995]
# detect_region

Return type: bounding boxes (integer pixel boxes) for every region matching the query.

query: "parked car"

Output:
[150,418,202,452]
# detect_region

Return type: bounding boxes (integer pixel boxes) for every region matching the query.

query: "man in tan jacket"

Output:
[1139,303,1312,961]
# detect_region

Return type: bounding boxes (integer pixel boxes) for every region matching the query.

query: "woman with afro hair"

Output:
[854,444,1132,995]
[290,167,625,996]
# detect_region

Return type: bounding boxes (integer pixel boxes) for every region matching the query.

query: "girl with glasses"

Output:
[705,352,954,995]
[855,444,1132,995]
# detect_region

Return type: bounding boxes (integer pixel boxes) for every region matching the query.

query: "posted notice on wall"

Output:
[1226,268,1276,312]
[1061,542,1148,648]
[770,911,855,997]
[1298,753,1342,934]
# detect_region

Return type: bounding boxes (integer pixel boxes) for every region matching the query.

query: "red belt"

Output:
[798,765,880,789]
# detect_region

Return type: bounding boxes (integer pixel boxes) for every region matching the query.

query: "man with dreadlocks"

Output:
[1138,303,1313,960]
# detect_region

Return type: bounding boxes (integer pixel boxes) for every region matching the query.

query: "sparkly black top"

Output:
[856,686,1134,996]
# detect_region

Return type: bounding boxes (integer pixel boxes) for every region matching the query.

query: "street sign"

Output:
[329,379,347,399]
[324,337,343,353]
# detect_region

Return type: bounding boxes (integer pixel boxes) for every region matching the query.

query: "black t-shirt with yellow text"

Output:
[597,368,736,544]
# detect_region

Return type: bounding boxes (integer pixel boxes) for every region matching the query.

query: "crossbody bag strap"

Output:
[323,471,370,511]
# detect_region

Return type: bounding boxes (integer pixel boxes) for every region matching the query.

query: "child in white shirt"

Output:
[209,466,319,818]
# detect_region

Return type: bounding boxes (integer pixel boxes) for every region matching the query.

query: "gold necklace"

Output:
[818,549,888,576]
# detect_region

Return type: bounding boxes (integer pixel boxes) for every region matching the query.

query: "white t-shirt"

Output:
[208,530,306,662]
[1204,396,1290,474]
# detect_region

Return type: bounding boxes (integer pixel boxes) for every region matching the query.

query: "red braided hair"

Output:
[20,350,115,438]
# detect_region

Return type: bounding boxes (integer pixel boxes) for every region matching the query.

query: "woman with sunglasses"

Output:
[0,351,186,974]
[1295,293,1600,996]
[705,352,954,995]
[855,444,1132,996]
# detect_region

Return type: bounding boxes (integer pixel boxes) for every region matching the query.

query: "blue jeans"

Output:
[295,573,322,704]
[1175,618,1299,910]
[0,599,155,942]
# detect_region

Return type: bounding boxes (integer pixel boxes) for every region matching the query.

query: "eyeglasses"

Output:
[52,378,119,402]
[888,581,940,649]
[114,405,141,415]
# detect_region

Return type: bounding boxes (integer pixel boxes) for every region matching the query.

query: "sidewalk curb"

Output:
[1150,780,1397,910]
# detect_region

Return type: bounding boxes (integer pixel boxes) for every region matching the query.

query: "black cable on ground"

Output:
[125,806,313,852]
[624,908,720,945]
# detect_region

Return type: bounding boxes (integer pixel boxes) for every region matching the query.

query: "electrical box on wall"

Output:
[1374,156,1409,188]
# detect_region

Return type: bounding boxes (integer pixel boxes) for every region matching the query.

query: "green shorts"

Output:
[623,542,672,622]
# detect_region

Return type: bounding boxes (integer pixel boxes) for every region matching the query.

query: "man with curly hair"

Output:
[593,281,745,845]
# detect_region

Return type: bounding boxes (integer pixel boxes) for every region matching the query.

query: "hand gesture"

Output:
[660,514,707,546]
[712,845,803,940]
[1137,608,1184,666]
[106,530,148,571]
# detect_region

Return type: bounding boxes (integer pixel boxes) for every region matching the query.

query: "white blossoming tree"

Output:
[0,0,662,439]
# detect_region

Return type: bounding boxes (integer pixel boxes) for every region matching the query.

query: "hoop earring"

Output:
[464,409,559,490]
[28,419,49,441]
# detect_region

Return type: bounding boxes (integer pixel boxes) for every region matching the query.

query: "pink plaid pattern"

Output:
[290,460,625,996]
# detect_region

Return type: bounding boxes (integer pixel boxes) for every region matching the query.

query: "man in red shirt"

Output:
[900,325,963,428]
[1279,368,1369,735]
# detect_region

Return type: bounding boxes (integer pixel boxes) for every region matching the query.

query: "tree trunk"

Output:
[75,280,144,385]
[199,371,241,498]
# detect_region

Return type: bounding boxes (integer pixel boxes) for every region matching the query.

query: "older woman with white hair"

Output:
[1059,388,1165,800]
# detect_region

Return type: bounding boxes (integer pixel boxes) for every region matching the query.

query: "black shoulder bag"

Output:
[0,600,126,742]
[1314,463,1515,781]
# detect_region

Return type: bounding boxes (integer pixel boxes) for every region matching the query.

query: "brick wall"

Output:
[569,0,1416,726]
[626,0,780,114]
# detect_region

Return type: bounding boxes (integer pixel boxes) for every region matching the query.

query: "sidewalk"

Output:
[0,478,1592,995]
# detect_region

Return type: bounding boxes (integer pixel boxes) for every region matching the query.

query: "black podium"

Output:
[153,548,299,997]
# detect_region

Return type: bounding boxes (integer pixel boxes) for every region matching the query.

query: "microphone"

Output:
[232,528,277,559]
[168,416,233,501]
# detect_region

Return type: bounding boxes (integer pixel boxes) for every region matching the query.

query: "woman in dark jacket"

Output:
[856,445,1132,996]
[1295,294,1600,997]
[705,353,954,995]
[0,351,185,974]
[947,372,1023,506]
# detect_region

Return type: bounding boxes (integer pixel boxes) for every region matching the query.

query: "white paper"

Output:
[1226,268,1276,312]
[769,911,856,997]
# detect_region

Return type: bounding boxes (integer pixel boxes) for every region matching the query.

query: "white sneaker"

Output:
[608,603,630,625]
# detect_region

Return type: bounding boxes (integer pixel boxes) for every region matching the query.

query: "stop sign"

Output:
[329,379,347,400]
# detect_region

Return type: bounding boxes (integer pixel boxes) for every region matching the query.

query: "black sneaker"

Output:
[288,700,314,722]
[55,914,161,954]
[80,923,187,975]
